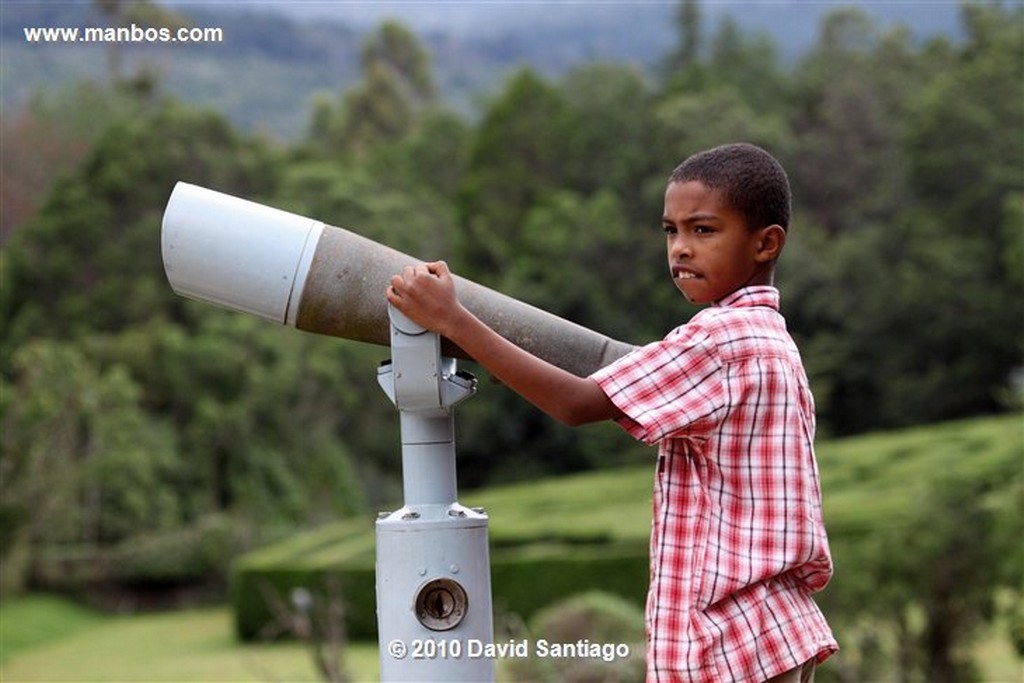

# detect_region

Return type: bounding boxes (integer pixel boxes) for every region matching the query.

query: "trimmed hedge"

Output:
[229,516,378,640]
[489,544,648,623]
[231,465,655,641]
[230,523,648,641]
[230,561,377,640]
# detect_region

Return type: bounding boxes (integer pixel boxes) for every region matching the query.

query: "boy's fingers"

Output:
[388,262,449,301]
[427,260,449,278]
[388,274,404,294]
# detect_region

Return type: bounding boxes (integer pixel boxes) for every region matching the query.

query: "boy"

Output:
[386,143,837,682]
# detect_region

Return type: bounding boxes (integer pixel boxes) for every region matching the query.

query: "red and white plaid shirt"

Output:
[592,286,837,682]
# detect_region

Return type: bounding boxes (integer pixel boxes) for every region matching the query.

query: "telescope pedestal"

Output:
[375,306,495,682]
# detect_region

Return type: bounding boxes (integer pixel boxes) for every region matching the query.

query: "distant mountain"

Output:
[164,1,964,69]
[176,1,963,44]
[3,1,964,139]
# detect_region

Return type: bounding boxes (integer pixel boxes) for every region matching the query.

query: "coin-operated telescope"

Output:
[162,182,632,376]
[161,183,634,681]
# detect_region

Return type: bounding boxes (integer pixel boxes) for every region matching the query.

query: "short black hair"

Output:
[669,143,791,232]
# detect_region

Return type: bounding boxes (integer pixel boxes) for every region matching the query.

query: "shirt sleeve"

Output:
[590,323,725,445]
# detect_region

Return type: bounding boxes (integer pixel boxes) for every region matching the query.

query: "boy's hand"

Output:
[387,261,623,426]
[386,261,463,337]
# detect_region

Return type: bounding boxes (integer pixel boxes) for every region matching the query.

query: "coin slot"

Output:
[415,578,468,631]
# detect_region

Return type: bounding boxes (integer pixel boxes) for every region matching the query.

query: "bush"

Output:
[503,590,646,683]
[30,514,238,590]
[531,590,645,644]
[108,514,236,585]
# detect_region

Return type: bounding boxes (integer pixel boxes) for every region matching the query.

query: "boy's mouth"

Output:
[673,267,701,280]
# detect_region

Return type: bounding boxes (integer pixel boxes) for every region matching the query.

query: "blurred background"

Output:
[1,1,1021,681]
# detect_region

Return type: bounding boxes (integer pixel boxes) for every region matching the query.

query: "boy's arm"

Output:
[386,261,623,427]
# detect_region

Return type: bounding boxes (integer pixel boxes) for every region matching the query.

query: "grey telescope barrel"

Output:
[161,182,635,377]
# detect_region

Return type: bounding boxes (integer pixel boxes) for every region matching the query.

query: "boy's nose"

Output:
[671,239,693,259]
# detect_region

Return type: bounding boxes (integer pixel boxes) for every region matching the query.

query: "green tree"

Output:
[906,2,1023,265]
[0,83,148,244]
[91,0,188,94]
[500,190,648,340]
[783,2,1022,433]
[457,69,572,279]
[877,473,1018,682]
[1,99,289,592]
[897,2,1023,418]
[1,103,279,349]
[557,63,663,226]
[788,8,927,236]
[374,109,472,202]
[360,20,435,103]
[655,87,791,171]
[453,190,651,487]
[102,313,371,524]
[1,99,374,560]
[1,340,181,548]
[309,21,435,159]
[338,60,419,156]
[707,16,789,113]
[275,155,457,262]
[661,0,703,83]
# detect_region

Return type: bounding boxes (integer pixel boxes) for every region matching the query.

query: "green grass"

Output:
[817,414,1022,537]
[2,598,1019,683]
[1,594,103,663]
[0,603,380,682]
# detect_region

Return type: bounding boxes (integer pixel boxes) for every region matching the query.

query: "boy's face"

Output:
[662,180,780,305]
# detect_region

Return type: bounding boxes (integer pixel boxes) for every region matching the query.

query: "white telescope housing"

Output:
[162,183,323,326]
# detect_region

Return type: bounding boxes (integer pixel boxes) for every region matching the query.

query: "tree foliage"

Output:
[782,2,1023,433]
[308,21,436,159]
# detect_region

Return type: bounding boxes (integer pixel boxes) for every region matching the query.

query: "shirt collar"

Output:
[714,285,780,311]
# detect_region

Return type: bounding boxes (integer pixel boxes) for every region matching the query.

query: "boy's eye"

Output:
[662,224,677,235]
[694,225,714,234]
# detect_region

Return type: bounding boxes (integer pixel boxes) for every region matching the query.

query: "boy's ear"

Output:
[755,225,786,263]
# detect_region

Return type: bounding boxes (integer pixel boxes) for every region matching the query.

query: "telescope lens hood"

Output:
[161,182,323,325]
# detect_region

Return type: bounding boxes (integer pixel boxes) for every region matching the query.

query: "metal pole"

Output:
[375,305,494,682]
